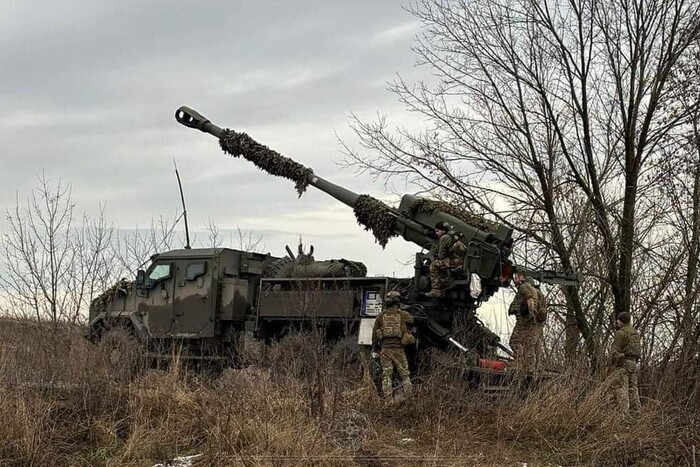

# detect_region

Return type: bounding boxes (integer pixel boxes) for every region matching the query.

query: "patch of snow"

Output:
[152,453,202,467]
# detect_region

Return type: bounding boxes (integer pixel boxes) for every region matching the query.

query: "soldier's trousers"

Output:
[509,321,542,373]
[380,347,411,398]
[533,322,544,368]
[607,361,641,415]
[429,259,451,291]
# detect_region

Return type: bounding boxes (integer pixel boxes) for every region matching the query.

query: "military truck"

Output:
[86,245,375,361]
[85,106,578,372]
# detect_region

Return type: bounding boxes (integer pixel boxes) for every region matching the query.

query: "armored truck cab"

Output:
[87,246,379,360]
[88,248,276,356]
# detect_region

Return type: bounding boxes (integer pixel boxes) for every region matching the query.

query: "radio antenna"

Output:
[173,159,191,249]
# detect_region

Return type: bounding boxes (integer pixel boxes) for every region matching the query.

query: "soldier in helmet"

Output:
[606,312,641,416]
[371,290,414,399]
[426,221,467,297]
[508,272,547,372]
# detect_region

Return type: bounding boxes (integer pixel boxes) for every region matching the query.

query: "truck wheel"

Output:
[98,327,142,379]
[262,257,294,279]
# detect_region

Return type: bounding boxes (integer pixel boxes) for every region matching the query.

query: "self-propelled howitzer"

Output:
[176,106,521,301]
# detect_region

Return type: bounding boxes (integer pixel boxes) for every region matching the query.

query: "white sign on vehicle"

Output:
[362,290,383,316]
[357,318,376,345]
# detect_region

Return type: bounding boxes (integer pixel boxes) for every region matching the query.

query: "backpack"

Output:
[381,310,404,338]
[401,330,416,346]
[516,283,538,318]
[449,238,467,268]
[626,329,641,358]
[535,287,548,322]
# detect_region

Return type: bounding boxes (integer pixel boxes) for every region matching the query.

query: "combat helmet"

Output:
[435,221,450,231]
[385,290,401,301]
[617,312,631,324]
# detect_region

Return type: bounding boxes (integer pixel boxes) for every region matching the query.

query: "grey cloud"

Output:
[1,0,423,278]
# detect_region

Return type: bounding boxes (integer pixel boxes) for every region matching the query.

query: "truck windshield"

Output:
[148,263,171,282]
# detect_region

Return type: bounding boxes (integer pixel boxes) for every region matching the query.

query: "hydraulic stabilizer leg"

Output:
[447,337,469,353]
[422,311,511,356]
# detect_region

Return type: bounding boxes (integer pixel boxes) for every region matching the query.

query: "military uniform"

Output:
[508,276,547,372]
[606,315,641,415]
[428,231,467,297]
[372,301,414,398]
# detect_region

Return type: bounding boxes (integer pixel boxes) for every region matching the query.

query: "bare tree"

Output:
[0,175,75,322]
[653,46,700,368]
[111,213,182,277]
[201,218,265,253]
[204,218,222,248]
[66,207,115,323]
[234,224,265,253]
[342,0,700,364]
[0,174,114,324]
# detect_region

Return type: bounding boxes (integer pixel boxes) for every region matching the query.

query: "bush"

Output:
[0,318,698,466]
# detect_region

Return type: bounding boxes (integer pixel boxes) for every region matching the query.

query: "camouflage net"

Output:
[411,198,499,233]
[90,279,133,315]
[219,129,314,197]
[352,195,397,248]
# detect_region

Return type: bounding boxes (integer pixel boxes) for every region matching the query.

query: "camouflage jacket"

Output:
[508,277,544,323]
[435,233,466,266]
[610,324,641,367]
[436,234,453,259]
[372,305,414,349]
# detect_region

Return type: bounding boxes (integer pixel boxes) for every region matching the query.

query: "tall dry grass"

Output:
[0,318,698,466]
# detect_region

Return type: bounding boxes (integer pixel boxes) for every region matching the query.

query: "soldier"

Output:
[372,290,414,399]
[531,282,548,368]
[426,221,467,297]
[508,272,547,372]
[606,312,641,416]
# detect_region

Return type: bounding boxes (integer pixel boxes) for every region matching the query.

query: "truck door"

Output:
[171,260,215,338]
[138,261,175,338]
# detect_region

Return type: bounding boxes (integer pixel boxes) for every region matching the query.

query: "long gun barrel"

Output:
[176,106,510,248]
[176,107,422,240]
[176,106,360,207]
[176,106,528,295]
[513,265,580,287]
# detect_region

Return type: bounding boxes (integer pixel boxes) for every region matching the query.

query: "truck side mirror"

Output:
[136,269,146,286]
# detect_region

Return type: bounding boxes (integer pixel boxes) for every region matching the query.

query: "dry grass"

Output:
[0,318,698,466]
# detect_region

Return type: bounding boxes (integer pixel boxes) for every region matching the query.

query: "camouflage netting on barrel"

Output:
[219,129,314,197]
[352,195,397,248]
[411,199,499,233]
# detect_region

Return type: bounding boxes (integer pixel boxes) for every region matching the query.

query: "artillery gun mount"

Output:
[85,106,579,383]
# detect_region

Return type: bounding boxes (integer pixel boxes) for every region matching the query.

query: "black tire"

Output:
[261,257,295,290]
[263,256,294,278]
[97,327,143,380]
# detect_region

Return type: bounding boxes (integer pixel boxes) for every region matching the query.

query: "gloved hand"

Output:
[527,298,537,315]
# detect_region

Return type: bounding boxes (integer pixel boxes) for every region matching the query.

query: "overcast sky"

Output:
[0,0,514,335]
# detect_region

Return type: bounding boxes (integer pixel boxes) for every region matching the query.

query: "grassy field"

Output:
[0,318,697,466]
